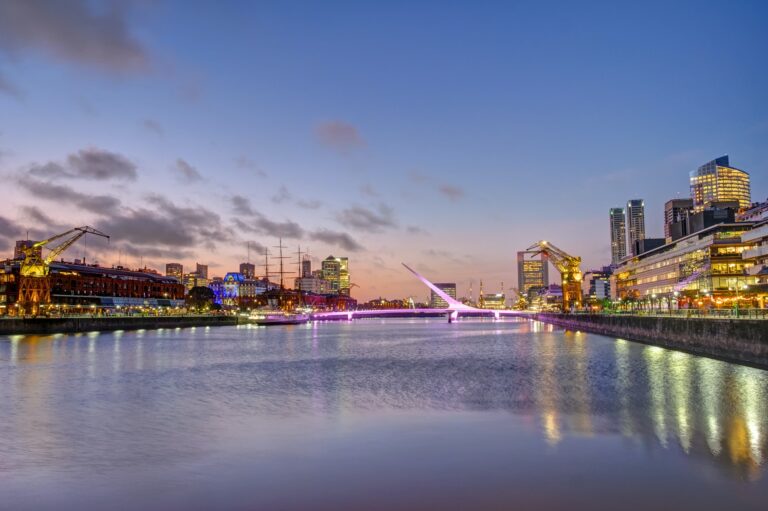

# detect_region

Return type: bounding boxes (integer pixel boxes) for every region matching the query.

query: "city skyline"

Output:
[1,1,767,301]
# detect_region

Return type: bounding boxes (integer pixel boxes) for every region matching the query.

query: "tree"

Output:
[187,286,214,311]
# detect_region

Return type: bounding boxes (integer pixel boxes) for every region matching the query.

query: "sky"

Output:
[0,0,767,302]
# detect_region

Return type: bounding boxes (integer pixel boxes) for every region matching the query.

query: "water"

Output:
[1,319,767,511]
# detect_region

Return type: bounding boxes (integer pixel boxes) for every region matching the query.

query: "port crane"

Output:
[18,226,109,315]
[526,240,583,311]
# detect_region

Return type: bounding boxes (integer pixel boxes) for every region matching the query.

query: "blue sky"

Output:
[1,0,766,300]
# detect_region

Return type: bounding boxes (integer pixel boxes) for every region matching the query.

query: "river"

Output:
[1,319,766,510]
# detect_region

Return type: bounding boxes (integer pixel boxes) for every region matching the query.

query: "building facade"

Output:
[741,219,768,307]
[613,223,757,305]
[429,282,457,308]
[609,207,627,264]
[626,199,646,256]
[690,156,751,212]
[165,263,183,280]
[321,256,350,295]
[239,262,256,279]
[517,251,549,296]
[664,198,694,242]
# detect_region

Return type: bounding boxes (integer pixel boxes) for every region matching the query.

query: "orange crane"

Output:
[526,240,583,311]
[18,226,109,315]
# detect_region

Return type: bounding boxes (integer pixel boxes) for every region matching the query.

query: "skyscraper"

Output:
[609,207,627,265]
[664,198,693,242]
[690,155,750,212]
[626,199,646,256]
[165,263,183,280]
[301,254,312,278]
[516,251,549,296]
[322,256,350,295]
[429,283,457,308]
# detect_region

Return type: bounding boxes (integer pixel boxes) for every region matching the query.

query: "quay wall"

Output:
[0,315,238,336]
[535,313,768,369]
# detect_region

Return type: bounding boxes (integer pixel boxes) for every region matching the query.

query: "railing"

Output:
[563,308,768,319]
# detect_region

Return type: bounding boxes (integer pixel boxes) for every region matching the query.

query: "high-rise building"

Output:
[239,262,256,279]
[609,207,627,265]
[301,254,311,278]
[195,263,209,280]
[626,199,646,256]
[664,198,694,242]
[429,283,457,308]
[516,251,549,296]
[321,256,350,295]
[690,155,750,212]
[165,263,183,280]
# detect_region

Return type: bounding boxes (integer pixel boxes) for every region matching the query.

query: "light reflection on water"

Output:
[0,319,767,510]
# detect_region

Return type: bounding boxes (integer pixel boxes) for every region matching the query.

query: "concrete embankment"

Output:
[0,315,238,336]
[535,313,768,369]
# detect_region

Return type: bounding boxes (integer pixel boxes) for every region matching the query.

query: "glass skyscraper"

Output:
[609,207,627,265]
[690,156,750,212]
[626,199,646,256]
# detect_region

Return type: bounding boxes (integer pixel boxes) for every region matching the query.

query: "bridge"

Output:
[311,263,533,322]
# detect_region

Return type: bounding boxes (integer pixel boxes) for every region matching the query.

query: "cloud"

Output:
[233,216,304,239]
[18,178,121,214]
[142,118,163,136]
[309,229,364,252]
[19,206,67,231]
[173,158,202,183]
[0,72,22,99]
[67,148,137,180]
[0,0,150,74]
[315,120,365,152]
[296,199,322,210]
[271,185,292,204]
[407,225,429,235]
[101,195,233,251]
[0,215,23,239]
[360,184,379,197]
[438,184,464,201]
[232,195,255,216]
[235,156,267,177]
[27,148,137,181]
[336,204,396,232]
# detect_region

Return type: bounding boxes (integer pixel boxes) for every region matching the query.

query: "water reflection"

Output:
[0,319,767,503]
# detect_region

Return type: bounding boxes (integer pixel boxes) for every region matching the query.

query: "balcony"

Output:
[742,244,768,260]
[746,264,767,276]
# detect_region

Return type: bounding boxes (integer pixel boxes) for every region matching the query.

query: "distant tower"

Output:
[609,208,627,264]
[664,198,693,242]
[239,262,256,279]
[302,254,312,277]
[479,279,485,308]
[626,199,646,256]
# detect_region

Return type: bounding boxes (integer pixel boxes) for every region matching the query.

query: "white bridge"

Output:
[311,263,531,321]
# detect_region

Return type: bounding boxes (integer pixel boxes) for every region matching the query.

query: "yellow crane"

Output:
[526,240,583,311]
[18,226,109,315]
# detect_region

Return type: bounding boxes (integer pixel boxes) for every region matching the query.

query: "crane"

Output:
[18,226,109,315]
[526,240,583,311]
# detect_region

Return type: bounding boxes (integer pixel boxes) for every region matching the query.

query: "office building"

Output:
[664,199,694,242]
[613,222,756,302]
[517,251,549,296]
[741,219,768,307]
[582,268,612,302]
[165,263,183,280]
[294,276,331,294]
[196,263,209,280]
[239,262,256,279]
[609,207,627,264]
[690,155,751,212]
[626,199,646,256]
[430,283,457,308]
[322,256,350,295]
